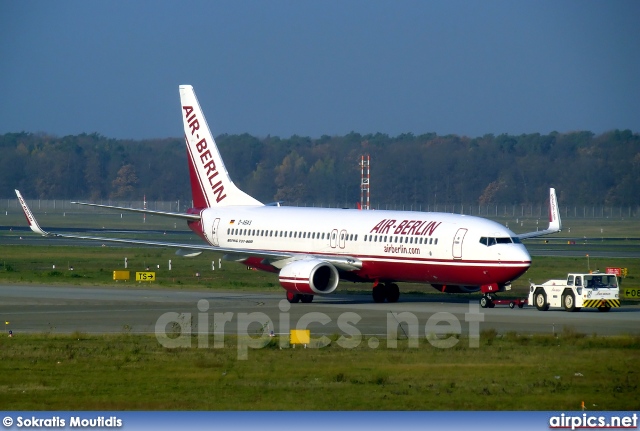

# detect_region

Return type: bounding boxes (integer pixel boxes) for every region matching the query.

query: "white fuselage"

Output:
[189,205,531,288]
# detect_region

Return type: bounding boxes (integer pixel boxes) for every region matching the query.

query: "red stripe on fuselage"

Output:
[356,259,528,285]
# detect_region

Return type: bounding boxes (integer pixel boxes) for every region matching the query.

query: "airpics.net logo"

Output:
[154,300,485,360]
[549,413,638,430]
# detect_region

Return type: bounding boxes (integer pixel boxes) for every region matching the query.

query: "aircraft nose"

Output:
[519,245,532,264]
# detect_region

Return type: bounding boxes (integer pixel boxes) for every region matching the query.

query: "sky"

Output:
[1,0,639,140]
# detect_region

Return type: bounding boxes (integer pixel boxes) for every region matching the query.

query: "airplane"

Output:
[15,85,562,306]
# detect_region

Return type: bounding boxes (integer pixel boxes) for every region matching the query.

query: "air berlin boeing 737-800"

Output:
[16,85,562,305]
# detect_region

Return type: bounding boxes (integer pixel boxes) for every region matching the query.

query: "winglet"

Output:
[517,187,562,239]
[15,190,49,236]
[548,187,562,232]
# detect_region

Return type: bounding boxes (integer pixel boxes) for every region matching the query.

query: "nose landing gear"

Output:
[479,294,495,308]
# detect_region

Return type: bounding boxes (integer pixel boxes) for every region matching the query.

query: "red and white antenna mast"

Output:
[360,155,370,210]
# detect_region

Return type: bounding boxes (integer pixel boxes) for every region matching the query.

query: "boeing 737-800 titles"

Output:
[16,85,562,305]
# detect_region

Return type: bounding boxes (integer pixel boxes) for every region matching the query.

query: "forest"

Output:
[0,129,638,207]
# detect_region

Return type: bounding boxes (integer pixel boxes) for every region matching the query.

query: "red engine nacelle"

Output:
[279,259,339,295]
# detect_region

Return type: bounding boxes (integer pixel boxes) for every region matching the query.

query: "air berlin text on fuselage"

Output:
[370,219,442,236]
[183,106,227,203]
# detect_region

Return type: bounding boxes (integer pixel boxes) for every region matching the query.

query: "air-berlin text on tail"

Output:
[370,219,442,236]
[17,195,34,227]
[549,191,558,222]
[183,106,227,203]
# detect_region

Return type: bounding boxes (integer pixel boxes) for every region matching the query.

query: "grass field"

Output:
[0,332,637,410]
[0,244,638,295]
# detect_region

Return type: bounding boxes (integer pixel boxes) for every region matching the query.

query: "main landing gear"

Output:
[286,292,314,303]
[372,282,400,303]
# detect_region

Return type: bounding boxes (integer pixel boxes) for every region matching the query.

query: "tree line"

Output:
[1,129,638,207]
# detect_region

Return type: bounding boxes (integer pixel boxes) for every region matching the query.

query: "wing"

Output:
[16,191,362,272]
[71,201,200,221]
[517,188,562,240]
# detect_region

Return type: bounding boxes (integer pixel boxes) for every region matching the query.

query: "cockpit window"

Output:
[480,236,516,246]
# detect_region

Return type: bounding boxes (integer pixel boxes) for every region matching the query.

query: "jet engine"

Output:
[279,259,340,295]
[430,284,481,294]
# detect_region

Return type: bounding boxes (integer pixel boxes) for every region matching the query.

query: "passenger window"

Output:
[435,238,438,245]
[355,234,358,241]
